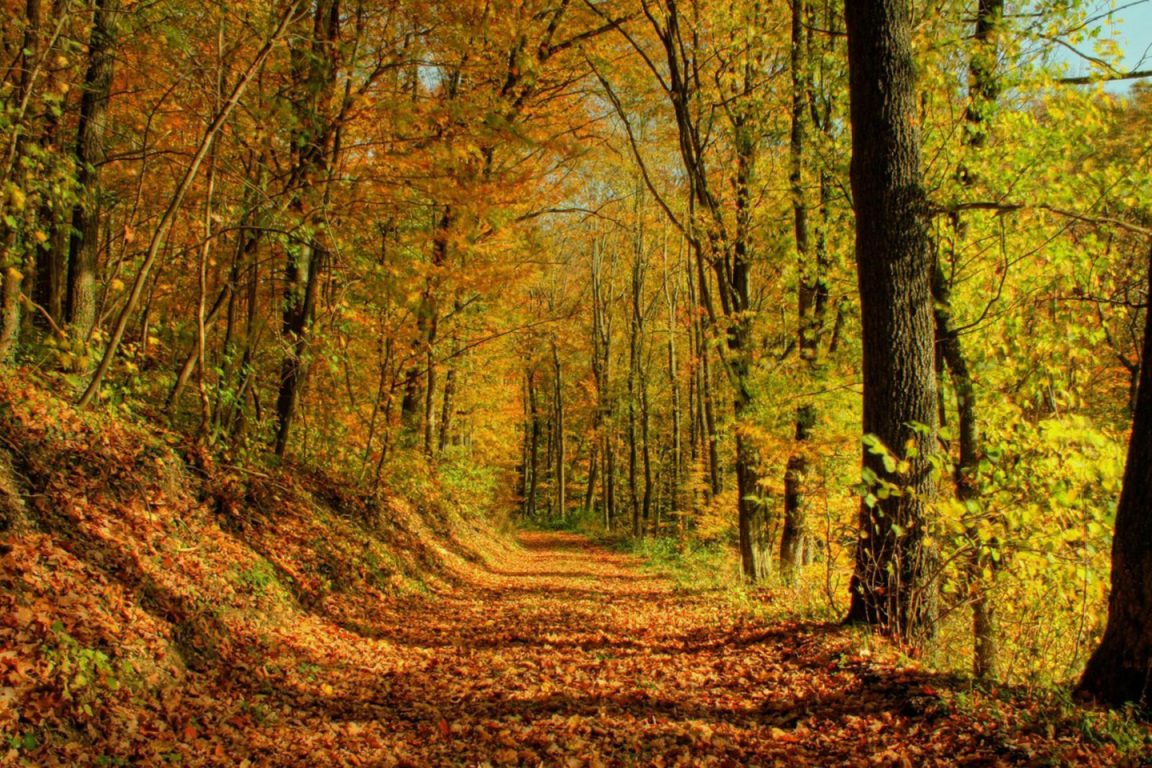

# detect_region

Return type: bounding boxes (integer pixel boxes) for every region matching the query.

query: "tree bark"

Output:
[628,217,645,537]
[781,406,817,572]
[525,367,541,518]
[552,339,566,521]
[940,0,1002,679]
[663,236,683,528]
[590,236,614,529]
[274,0,341,456]
[0,0,45,362]
[781,0,824,577]
[730,116,769,582]
[1077,243,1152,707]
[67,0,121,354]
[33,0,69,331]
[843,0,939,644]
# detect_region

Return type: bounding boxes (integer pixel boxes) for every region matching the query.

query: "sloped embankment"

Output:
[0,378,1145,767]
[0,376,510,765]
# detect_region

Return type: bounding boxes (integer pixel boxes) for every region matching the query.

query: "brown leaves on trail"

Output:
[0,376,1143,766]
[10,525,1140,767]
[0,522,1142,768]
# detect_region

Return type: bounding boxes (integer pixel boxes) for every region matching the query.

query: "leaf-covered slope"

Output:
[0,377,1145,766]
[0,375,509,765]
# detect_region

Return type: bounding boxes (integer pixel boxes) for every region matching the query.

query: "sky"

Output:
[1056,0,1152,90]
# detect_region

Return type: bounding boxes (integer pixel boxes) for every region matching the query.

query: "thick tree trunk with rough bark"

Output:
[1077,244,1152,708]
[729,134,768,583]
[274,0,340,456]
[844,0,939,644]
[66,0,121,355]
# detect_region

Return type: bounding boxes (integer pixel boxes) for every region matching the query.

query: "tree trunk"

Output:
[734,368,770,581]
[552,339,566,521]
[729,109,769,582]
[939,0,1002,679]
[0,0,45,362]
[628,221,645,537]
[781,0,823,577]
[663,237,683,522]
[590,235,614,530]
[603,433,616,531]
[525,367,541,518]
[696,289,721,499]
[583,441,598,518]
[438,359,456,455]
[781,406,816,572]
[67,0,121,354]
[422,339,437,458]
[31,0,68,328]
[273,0,340,456]
[640,359,653,534]
[1077,242,1152,708]
[843,0,939,645]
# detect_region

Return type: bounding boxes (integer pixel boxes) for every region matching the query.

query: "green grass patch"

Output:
[619,535,738,592]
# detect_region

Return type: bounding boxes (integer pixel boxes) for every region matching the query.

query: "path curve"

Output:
[233,531,1105,767]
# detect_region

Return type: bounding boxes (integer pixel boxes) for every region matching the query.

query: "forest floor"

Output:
[133,529,1141,768]
[2,380,1147,766]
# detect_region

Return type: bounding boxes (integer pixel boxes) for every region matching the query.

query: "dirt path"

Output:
[219,531,1112,767]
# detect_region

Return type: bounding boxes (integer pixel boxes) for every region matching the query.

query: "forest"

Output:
[3,0,1152,764]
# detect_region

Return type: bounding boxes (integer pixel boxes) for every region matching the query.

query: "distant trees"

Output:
[589,0,786,580]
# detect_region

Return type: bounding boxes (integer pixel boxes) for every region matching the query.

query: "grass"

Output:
[619,535,738,592]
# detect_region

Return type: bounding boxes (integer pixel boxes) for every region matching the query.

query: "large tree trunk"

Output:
[273,0,340,456]
[67,0,121,354]
[729,114,770,582]
[734,364,770,582]
[843,0,939,644]
[1077,243,1152,708]
[780,0,826,577]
